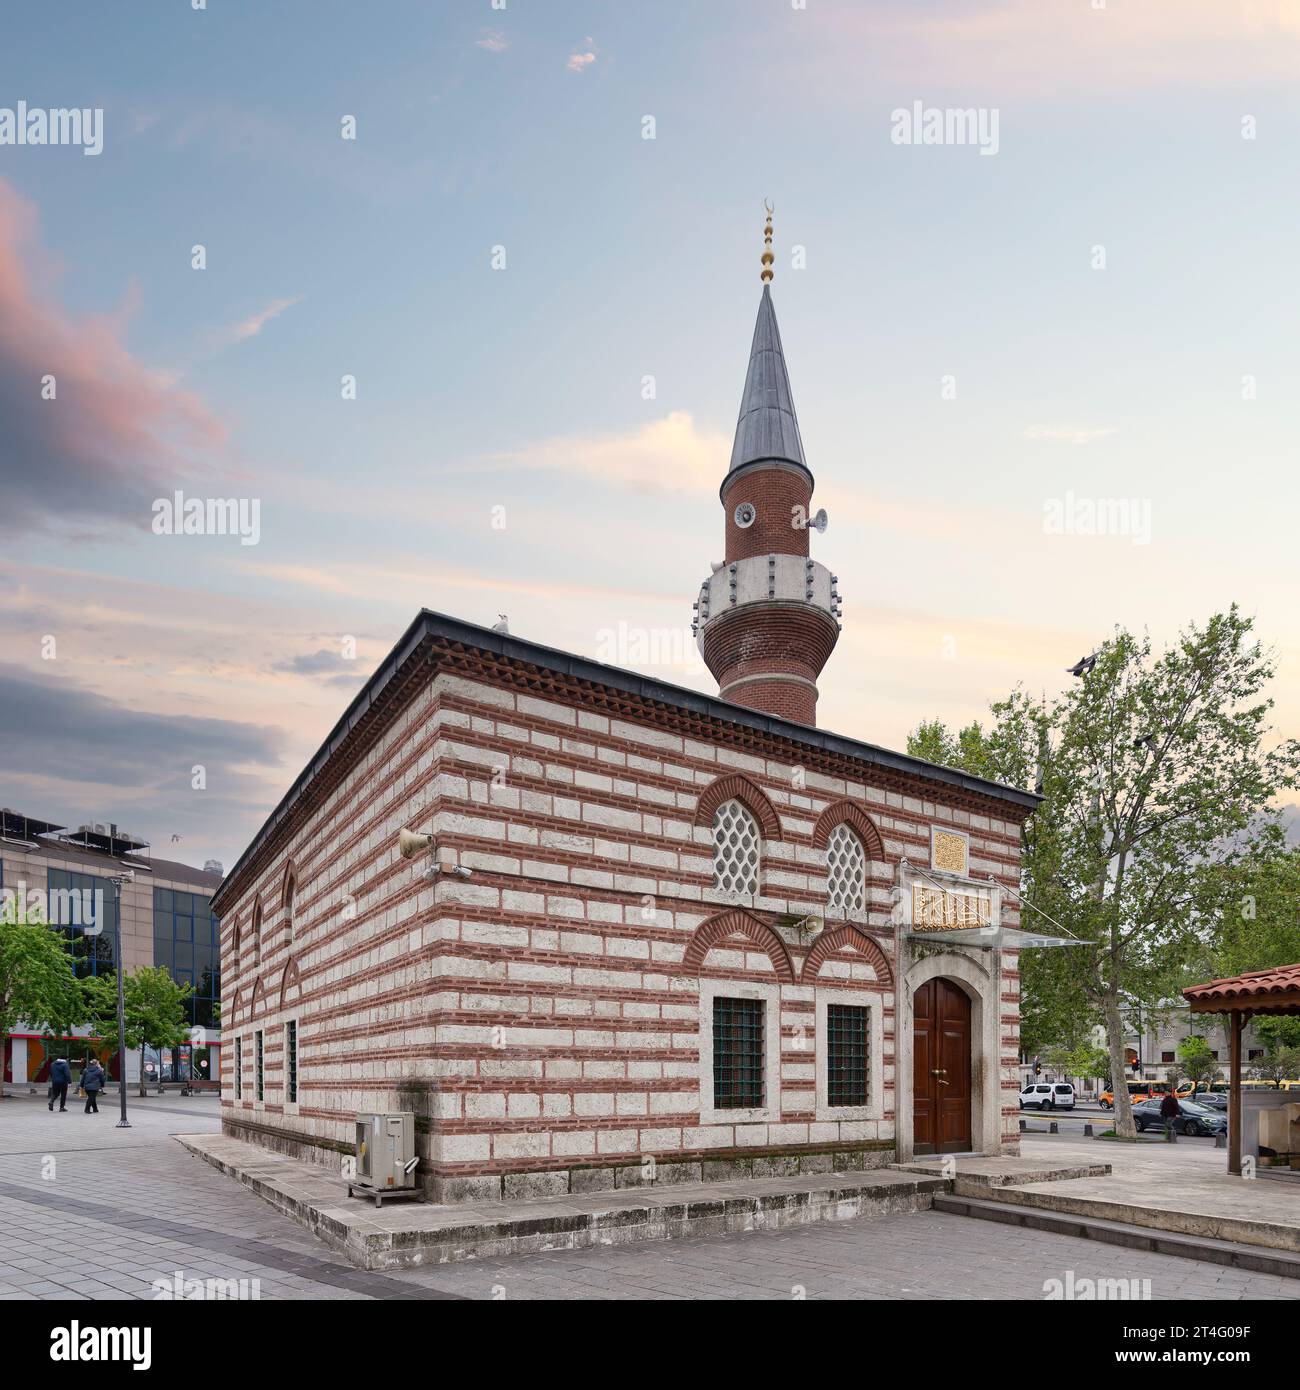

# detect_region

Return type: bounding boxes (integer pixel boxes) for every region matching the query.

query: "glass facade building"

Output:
[153,886,221,1029]
[46,867,119,978]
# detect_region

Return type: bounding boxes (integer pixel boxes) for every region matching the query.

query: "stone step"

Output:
[178,1132,948,1271]
[933,1194,1300,1281]
[966,1173,1300,1256]
[892,1157,1111,1189]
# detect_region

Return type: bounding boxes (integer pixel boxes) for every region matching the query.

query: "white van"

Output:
[1018,1082,1076,1110]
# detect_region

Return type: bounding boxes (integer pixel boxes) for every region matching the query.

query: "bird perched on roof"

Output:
[491,614,509,634]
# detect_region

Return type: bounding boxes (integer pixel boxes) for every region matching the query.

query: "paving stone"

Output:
[2,1093,1297,1301]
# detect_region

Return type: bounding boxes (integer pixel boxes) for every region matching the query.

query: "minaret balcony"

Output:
[693,554,841,643]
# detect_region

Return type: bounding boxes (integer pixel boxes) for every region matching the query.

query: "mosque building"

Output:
[213,214,1040,1202]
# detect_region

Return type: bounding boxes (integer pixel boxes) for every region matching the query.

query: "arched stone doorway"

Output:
[912,978,972,1154]
[897,951,1002,1161]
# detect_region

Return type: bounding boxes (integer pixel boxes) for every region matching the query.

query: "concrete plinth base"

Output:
[178,1133,946,1271]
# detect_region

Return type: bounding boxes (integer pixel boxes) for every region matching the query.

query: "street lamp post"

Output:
[108,873,132,1129]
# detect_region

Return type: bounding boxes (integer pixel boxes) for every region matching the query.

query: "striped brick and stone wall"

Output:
[217,639,1031,1202]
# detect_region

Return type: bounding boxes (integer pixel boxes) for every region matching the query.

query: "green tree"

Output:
[0,896,84,1097]
[1209,842,1300,978]
[1043,1040,1109,1085]
[1177,1035,1218,1091]
[909,608,1300,1138]
[909,718,1001,780]
[1255,1017,1300,1051]
[84,967,193,1096]
[1250,1043,1300,1088]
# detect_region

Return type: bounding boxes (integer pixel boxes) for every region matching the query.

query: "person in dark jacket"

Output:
[48,1057,71,1112]
[1159,1090,1182,1140]
[82,1058,105,1114]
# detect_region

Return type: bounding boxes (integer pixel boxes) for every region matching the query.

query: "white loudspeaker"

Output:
[398,827,433,860]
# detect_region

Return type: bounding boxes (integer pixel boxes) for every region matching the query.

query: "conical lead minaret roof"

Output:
[726,283,809,481]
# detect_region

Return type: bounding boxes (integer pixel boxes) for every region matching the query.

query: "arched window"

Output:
[250,900,262,966]
[284,872,296,942]
[712,799,760,897]
[826,823,867,918]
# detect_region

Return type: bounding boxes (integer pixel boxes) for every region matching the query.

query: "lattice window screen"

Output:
[712,799,761,895]
[826,823,867,916]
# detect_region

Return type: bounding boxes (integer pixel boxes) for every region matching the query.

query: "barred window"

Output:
[827,1004,870,1107]
[255,1029,264,1102]
[234,1037,243,1100]
[285,1020,298,1103]
[712,799,760,896]
[826,823,867,917]
[712,996,765,1109]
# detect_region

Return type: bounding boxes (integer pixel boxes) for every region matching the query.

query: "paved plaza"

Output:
[0,1093,1295,1300]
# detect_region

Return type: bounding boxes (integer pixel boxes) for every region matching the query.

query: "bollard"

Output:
[1049,1121,1058,1134]
[1019,1118,1026,1132]
[1083,1123,1093,1137]
[1215,1133,1226,1149]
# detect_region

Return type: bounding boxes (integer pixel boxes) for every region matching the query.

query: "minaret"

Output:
[692,206,841,726]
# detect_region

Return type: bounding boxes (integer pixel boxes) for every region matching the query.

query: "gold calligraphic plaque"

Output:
[911,883,992,931]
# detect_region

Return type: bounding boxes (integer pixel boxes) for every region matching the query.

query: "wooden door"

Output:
[912,978,972,1154]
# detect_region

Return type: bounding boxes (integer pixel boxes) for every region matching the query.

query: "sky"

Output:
[2,0,1299,872]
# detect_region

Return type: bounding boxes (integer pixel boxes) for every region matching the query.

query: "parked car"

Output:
[1019,1082,1076,1110]
[1131,1097,1227,1137]
[1193,1092,1229,1111]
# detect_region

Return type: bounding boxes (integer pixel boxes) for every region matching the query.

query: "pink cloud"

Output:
[0,178,228,532]
[786,0,1300,96]
[223,294,303,344]
[567,37,597,73]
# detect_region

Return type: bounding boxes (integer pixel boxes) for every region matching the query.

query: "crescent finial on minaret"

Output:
[761,200,774,284]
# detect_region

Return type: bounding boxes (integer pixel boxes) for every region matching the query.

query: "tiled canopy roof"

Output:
[1184,964,1300,1014]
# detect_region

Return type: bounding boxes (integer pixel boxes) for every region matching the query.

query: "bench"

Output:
[178,1079,222,1097]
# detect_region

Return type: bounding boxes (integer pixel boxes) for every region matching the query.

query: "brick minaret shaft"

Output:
[693,208,841,726]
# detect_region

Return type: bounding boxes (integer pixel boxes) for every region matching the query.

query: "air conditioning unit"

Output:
[347,1112,422,1207]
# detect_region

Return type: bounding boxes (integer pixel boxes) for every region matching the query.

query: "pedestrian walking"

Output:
[1160,1089,1182,1141]
[47,1056,71,1112]
[82,1058,105,1114]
